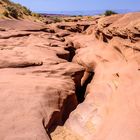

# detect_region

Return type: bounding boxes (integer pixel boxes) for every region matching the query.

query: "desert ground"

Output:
[0,7,140,140]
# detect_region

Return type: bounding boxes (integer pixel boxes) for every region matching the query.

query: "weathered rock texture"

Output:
[52,13,140,140]
[0,19,86,140]
[0,12,140,140]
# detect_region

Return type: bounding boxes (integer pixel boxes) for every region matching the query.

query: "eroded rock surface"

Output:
[0,19,86,140]
[0,12,140,140]
[51,13,140,140]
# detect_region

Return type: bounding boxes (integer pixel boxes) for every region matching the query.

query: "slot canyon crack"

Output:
[0,11,140,140]
[46,38,95,139]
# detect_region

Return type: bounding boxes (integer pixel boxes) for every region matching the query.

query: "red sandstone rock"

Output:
[60,12,140,140]
[0,19,84,140]
[0,12,140,140]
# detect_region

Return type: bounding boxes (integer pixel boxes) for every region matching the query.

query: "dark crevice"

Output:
[68,27,82,33]
[56,42,94,103]
[46,68,94,138]
[65,41,76,62]
[47,111,63,133]
[64,46,76,62]
[57,25,67,30]
[124,45,140,52]
[95,30,112,43]
[56,41,76,62]
[48,133,52,140]
[46,68,94,139]
[46,40,94,139]
[83,25,90,31]
[46,94,78,134]
[56,53,70,61]
[76,71,94,103]
[23,28,55,33]
[115,34,128,39]
[132,33,140,38]
[0,33,30,39]
[57,24,90,33]
[95,30,138,43]
[102,33,112,43]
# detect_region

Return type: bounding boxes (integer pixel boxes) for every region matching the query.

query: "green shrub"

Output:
[71,15,77,17]
[32,13,41,18]
[2,0,11,4]
[18,11,23,18]
[15,3,22,8]
[15,3,31,15]
[53,17,62,23]
[78,15,83,17]
[22,6,31,15]
[104,10,117,16]
[87,16,93,20]
[6,6,18,18]
[3,11,9,17]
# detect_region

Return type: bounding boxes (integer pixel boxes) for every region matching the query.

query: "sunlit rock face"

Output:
[0,19,86,140]
[0,12,140,140]
[51,13,140,140]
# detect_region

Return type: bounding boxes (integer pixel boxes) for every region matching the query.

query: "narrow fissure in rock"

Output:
[65,46,76,62]
[56,44,76,62]
[46,94,78,134]
[46,69,94,139]
[46,42,95,139]
[76,71,94,103]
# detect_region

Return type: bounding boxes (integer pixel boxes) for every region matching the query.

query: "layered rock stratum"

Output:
[0,12,140,140]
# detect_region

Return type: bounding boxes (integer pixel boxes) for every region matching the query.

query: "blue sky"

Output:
[11,0,140,12]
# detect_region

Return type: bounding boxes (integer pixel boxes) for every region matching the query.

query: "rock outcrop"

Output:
[0,12,140,140]
[52,13,140,140]
[0,19,86,140]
